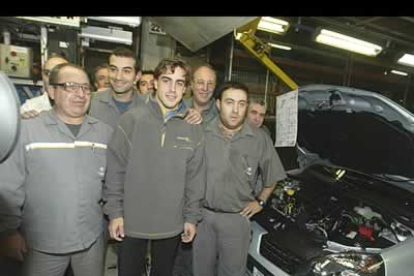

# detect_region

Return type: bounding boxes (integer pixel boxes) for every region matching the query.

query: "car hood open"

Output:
[296,84,414,178]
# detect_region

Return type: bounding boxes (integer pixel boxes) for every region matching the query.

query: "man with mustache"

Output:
[0,64,113,276]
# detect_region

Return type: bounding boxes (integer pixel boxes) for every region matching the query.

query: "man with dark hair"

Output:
[247,98,271,136]
[193,81,286,276]
[0,63,113,276]
[93,63,110,92]
[104,58,206,276]
[137,70,154,95]
[89,47,143,128]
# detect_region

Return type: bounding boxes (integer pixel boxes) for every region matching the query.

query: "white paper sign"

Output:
[275,90,298,147]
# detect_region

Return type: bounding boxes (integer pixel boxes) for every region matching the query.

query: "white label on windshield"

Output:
[275,89,298,147]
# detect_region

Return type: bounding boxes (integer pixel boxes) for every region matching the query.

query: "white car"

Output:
[247,84,414,276]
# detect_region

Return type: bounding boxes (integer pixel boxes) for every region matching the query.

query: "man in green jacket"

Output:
[104,58,206,276]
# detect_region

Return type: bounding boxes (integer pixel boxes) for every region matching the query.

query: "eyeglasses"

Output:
[195,80,216,90]
[51,82,92,95]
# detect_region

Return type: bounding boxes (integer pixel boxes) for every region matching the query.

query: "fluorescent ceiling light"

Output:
[79,26,133,45]
[268,42,292,51]
[17,17,81,28]
[257,17,289,34]
[315,29,382,57]
[398,53,414,67]
[391,69,408,76]
[87,17,142,27]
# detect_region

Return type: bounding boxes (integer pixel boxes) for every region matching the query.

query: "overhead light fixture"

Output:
[87,17,142,28]
[268,42,292,51]
[391,69,408,76]
[397,53,414,67]
[315,29,383,57]
[79,26,133,45]
[257,17,289,34]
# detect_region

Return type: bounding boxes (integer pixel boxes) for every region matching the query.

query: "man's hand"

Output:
[0,232,27,262]
[21,110,40,119]
[240,200,263,219]
[184,108,202,125]
[181,222,196,243]
[108,217,125,241]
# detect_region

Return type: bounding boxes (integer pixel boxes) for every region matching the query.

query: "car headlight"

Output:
[297,252,385,276]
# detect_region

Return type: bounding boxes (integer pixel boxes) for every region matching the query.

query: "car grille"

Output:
[259,234,302,274]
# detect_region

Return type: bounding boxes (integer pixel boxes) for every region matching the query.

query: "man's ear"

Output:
[48,86,55,100]
[153,78,158,90]
[135,71,142,84]
[215,98,221,111]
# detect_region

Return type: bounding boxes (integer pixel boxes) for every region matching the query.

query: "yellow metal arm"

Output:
[235,31,298,90]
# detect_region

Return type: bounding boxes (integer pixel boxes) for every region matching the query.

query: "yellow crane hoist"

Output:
[235,18,298,91]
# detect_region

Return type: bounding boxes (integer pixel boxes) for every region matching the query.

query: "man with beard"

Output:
[192,82,286,276]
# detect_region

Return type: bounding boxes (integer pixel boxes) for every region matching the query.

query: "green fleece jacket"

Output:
[103,95,206,239]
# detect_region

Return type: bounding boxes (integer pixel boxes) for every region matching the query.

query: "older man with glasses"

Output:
[0,63,113,276]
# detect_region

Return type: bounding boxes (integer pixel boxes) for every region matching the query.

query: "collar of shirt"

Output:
[184,97,216,115]
[147,92,188,122]
[44,109,99,126]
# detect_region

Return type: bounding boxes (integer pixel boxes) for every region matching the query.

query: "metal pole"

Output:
[227,33,234,81]
[40,26,48,66]
[265,69,270,106]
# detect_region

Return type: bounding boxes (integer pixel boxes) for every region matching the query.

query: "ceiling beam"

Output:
[353,17,383,26]
[344,17,414,44]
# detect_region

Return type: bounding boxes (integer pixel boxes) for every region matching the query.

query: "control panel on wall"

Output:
[0,44,33,78]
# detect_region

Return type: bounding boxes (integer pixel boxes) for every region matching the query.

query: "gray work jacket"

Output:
[104,95,206,239]
[89,89,145,128]
[204,118,286,212]
[183,97,219,126]
[0,110,113,253]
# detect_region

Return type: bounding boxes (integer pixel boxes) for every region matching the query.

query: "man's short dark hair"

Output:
[93,63,109,81]
[110,47,140,73]
[154,58,191,86]
[141,70,154,76]
[216,81,249,101]
[49,63,89,85]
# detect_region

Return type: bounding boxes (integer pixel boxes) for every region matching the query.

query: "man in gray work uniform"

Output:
[89,47,144,128]
[193,82,286,276]
[0,63,113,276]
[183,64,219,126]
[174,63,219,276]
[104,58,206,276]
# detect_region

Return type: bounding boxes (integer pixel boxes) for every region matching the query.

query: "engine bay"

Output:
[255,166,414,274]
[270,178,413,251]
